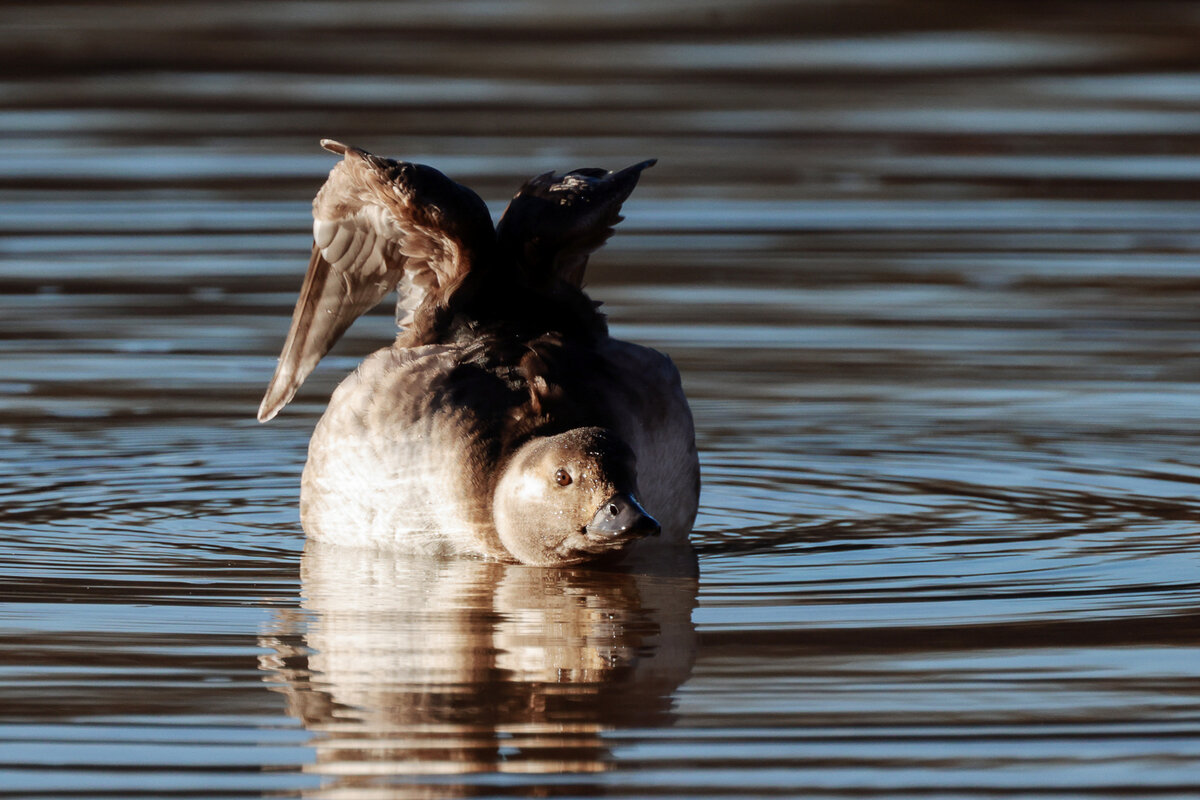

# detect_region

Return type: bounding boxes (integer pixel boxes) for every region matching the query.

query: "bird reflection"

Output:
[260,541,697,794]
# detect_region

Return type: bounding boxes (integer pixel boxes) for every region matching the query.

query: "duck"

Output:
[257,140,699,566]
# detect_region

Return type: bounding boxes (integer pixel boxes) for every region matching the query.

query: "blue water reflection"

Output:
[3,0,1200,796]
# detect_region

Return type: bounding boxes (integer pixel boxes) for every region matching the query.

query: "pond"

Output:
[2,1,1200,796]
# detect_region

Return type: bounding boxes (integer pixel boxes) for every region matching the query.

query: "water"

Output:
[3,1,1200,796]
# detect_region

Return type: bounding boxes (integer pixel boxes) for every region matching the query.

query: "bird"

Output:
[257,140,699,566]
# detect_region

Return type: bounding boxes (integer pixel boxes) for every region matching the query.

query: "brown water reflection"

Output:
[261,544,696,789]
[3,0,1200,797]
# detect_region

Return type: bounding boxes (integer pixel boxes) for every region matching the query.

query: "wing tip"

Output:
[320,138,350,155]
[619,159,657,184]
[257,360,303,423]
[256,385,288,423]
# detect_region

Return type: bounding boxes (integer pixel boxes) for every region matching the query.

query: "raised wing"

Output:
[257,140,494,422]
[495,159,655,288]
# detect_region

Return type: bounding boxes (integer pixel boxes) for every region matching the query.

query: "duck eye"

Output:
[554,468,572,487]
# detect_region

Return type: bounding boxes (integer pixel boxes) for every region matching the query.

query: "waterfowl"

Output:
[258,140,699,566]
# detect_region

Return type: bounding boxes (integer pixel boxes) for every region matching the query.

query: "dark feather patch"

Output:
[495,159,655,288]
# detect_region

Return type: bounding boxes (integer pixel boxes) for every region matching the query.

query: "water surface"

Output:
[3,1,1200,797]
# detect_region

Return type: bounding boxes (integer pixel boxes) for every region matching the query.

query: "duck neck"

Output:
[404,261,609,348]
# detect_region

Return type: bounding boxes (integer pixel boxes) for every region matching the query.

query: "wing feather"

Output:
[495,159,655,288]
[258,140,493,422]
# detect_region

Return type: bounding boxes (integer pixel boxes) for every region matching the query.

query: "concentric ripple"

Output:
[4,1,1200,797]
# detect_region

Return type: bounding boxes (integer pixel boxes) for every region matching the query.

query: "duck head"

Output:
[493,427,660,565]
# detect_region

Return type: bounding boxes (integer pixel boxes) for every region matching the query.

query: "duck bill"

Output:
[585,492,661,540]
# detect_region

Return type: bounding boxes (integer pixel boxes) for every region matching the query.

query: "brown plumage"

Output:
[258,141,698,566]
[258,140,496,422]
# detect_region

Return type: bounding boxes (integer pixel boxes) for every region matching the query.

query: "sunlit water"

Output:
[3,1,1200,797]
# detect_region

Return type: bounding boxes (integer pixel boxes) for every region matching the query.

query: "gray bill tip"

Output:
[587,492,661,538]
